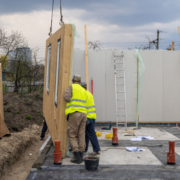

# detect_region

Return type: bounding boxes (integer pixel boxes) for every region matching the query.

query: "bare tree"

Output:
[0,28,27,70]
[25,49,44,93]
[166,44,175,51]
[88,41,103,51]
[9,48,44,93]
[133,36,157,50]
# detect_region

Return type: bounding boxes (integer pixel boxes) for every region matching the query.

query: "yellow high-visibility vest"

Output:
[86,90,96,119]
[65,84,87,115]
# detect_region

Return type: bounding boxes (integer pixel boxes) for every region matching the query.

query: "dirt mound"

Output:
[3,92,43,132]
[0,124,41,179]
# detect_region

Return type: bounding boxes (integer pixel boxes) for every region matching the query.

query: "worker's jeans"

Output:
[85,119,100,153]
[41,120,47,138]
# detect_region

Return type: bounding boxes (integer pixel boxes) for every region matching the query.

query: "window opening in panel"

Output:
[55,39,61,106]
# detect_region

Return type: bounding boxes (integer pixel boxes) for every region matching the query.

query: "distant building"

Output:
[7,47,32,72]
[8,47,32,62]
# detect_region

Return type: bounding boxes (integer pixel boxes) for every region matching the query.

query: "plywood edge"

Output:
[59,24,74,158]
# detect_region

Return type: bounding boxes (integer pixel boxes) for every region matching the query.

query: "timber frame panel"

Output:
[0,64,9,138]
[43,25,74,157]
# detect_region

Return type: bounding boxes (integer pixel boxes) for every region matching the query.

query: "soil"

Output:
[0,124,49,180]
[3,92,43,132]
[0,92,47,180]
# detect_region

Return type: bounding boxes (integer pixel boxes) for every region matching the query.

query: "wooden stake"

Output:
[171,42,175,51]
[178,27,180,36]
[0,111,1,139]
[0,64,9,138]
[84,25,89,90]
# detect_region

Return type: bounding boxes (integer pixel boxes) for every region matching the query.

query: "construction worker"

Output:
[40,116,47,141]
[81,82,100,155]
[64,74,87,164]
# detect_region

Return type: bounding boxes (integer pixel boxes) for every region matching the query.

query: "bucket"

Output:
[84,157,99,171]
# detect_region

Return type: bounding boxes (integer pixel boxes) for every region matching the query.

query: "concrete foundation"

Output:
[26,127,180,180]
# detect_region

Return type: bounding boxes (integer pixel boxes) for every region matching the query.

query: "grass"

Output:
[26,114,32,120]
[16,111,20,114]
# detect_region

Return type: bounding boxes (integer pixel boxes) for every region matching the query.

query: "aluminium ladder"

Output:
[114,51,128,131]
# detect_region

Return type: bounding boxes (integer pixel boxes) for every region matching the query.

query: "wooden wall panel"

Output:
[43,25,74,157]
[0,64,9,138]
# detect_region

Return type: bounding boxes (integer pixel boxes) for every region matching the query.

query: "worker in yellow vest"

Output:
[64,75,87,164]
[81,82,100,155]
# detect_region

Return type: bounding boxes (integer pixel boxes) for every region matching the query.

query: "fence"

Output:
[3,84,44,94]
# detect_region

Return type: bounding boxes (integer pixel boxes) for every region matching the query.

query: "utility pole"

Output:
[157,29,159,50]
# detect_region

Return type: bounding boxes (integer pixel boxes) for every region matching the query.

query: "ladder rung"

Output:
[117,91,124,93]
[118,123,125,124]
[117,99,125,101]
[117,108,125,109]
[116,63,123,64]
[116,76,124,78]
[117,115,126,117]
[114,55,124,57]
[117,84,124,86]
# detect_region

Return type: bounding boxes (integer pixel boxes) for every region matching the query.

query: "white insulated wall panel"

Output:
[73,50,86,82]
[123,50,137,122]
[163,51,180,122]
[73,50,180,123]
[105,51,116,122]
[88,50,106,121]
[73,50,137,122]
[139,50,164,122]
[73,50,106,121]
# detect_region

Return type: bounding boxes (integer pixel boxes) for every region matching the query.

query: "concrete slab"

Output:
[175,147,180,156]
[96,127,179,141]
[97,146,163,165]
[62,146,162,166]
[25,127,180,180]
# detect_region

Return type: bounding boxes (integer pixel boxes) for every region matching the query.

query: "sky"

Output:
[1,0,180,60]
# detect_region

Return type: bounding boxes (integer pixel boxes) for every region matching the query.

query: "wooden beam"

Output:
[171,42,175,50]
[0,64,9,138]
[178,27,180,36]
[84,24,89,90]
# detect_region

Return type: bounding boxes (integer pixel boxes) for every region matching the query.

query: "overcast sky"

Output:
[1,0,180,59]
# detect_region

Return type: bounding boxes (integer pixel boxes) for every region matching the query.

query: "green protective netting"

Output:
[135,50,145,127]
[69,23,80,84]
[71,23,80,38]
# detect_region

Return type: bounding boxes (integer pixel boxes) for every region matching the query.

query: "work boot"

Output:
[71,152,82,164]
[79,152,84,162]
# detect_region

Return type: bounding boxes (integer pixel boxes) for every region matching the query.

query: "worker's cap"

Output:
[81,82,87,88]
[73,74,81,81]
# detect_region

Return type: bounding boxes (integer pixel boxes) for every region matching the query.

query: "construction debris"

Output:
[126,147,146,152]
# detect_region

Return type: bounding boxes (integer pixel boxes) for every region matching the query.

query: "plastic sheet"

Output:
[135,50,145,127]
[70,23,80,83]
